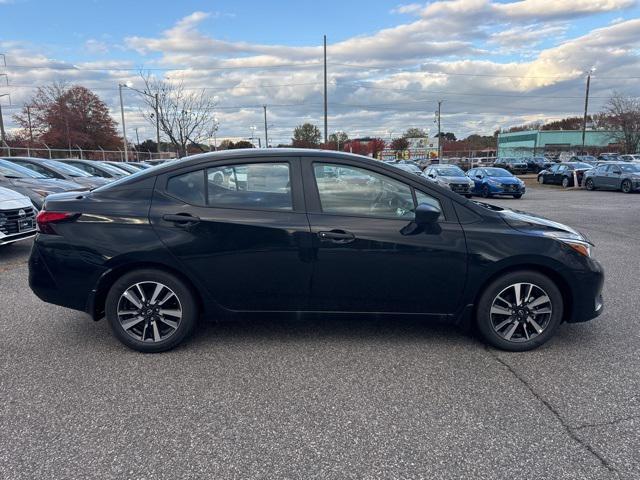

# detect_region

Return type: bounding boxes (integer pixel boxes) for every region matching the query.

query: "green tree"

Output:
[403,128,427,138]
[292,123,321,148]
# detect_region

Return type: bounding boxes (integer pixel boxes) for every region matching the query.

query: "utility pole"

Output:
[26,106,34,154]
[118,84,128,161]
[581,67,595,153]
[436,100,442,160]
[154,93,161,153]
[0,94,8,148]
[135,127,141,150]
[323,35,328,144]
[263,105,269,148]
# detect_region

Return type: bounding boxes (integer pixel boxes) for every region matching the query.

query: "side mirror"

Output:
[414,203,440,225]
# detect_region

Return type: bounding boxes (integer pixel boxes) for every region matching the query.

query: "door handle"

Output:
[318,230,355,244]
[162,213,201,226]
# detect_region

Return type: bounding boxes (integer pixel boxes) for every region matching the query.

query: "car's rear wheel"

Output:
[476,270,563,351]
[561,177,570,188]
[585,178,595,191]
[105,269,197,352]
[621,179,632,193]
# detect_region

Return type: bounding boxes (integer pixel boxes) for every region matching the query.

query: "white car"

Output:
[619,154,640,163]
[0,186,37,246]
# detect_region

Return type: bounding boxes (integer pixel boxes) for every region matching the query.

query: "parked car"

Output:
[522,156,551,173]
[619,154,640,163]
[423,165,474,197]
[467,167,526,198]
[569,155,597,164]
[0,186,37,246]
[391,162,423,175]
[29,149,603,353]
[597,153,620,161]
[5,157,110,189]
[583,162,640,193]
[103,161,146,174]
[0,159,86,209]
[493,157,528,175]
[58,159,130,179]
[537,162,593,188]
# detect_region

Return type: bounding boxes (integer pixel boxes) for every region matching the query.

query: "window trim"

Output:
[161,157,304,213]
[306,159,450,222]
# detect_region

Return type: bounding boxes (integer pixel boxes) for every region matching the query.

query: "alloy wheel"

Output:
[489,282,552,343]
[116,281,182,343]
[586,179,594,190]
[621,180,632,193]
[562,177,570,188]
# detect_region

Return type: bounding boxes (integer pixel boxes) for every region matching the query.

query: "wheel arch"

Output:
[89,261,206,321]
[470,263,573,324]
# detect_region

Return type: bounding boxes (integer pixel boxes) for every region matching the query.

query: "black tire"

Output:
[476,270,563,352]
[621,179,632,193]
[481,185,491,198]
[561,177,570,188]
[105,269,198,353]
[465,194,473,199]
[513,194,522,199]
[538,175,545,184]
[585,178,595,191]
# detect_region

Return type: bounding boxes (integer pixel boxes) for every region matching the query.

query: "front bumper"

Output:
[489,184,525,195]
[565,258,605,323]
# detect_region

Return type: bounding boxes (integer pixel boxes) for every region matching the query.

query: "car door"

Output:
[606,165,623,189]
[149,156,314,311]
[591,165,608,188]
[301,157,467,315]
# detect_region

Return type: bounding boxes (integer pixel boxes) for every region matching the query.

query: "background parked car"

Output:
[522,156,552,173]
[619,154,640,163]
[584,162,640,193]
[537,162,593,188]
[59,159,130,179]
[391,162,423,175]
[597,153,620,161]
[493,157,528,175]
[423,165,474,197]
[0,186,37,246]
[103,161,146,174]
[569,155,597,164]
[467,167,525,198]
[5,157,110,189]
[0,159,86,209]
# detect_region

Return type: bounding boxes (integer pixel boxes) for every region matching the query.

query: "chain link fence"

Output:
[0,141,177,162]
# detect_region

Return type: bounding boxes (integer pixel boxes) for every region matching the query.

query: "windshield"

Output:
[96,162,130,175]
[483,167,513,177]
[435,167,464,176]
[0,159,47,178]
[44,159,92,177]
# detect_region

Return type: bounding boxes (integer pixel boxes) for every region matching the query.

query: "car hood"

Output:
[71,176,111,188]
[9,177,88,192]
[0,185,29,202]
[439,176,471,183]
[490,177,521,184]
[498,208,589,243]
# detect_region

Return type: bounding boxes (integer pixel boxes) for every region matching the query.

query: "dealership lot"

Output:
[1,185,638,479]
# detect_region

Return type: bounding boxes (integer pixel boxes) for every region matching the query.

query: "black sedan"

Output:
[583,162,640,193]
[30,149,604,353]
[537,162,593,188]
[5,157,110,189]
[0,159,87,209]
[58,159,130,179]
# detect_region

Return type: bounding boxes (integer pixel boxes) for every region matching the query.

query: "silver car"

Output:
[0,186,37,246]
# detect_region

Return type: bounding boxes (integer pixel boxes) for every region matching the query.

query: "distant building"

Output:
[498,130,621,157]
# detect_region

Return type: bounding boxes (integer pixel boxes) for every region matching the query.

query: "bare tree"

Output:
[139,73,218,156]
[603,92,640,154]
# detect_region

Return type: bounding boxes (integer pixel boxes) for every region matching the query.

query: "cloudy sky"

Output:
[1,0,639,146]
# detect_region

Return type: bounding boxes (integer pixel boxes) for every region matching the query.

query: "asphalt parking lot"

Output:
[1,185,638,480]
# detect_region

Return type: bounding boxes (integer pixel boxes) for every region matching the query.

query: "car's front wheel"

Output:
[105,269,198,352]
[538,175,545,184]
[476,270,563,351]
[481,185,491,198]
[585,178,595,191]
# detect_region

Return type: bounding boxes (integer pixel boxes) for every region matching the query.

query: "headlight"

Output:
[558,238,592,257]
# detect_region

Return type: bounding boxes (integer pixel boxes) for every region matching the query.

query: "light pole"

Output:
[263,105,268,148]
[118,83,129,161]
[581,67,596,153]
[250,125,257,147]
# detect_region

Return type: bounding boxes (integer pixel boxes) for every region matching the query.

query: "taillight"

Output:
[36,211,79,234]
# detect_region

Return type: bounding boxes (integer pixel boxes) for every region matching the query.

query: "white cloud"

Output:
[85,39,109,54]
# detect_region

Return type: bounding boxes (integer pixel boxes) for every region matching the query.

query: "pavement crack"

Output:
[573,414,640,431]
[486,347,618,475]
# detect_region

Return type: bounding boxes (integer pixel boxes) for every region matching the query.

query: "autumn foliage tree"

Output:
[14,83,121,150]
